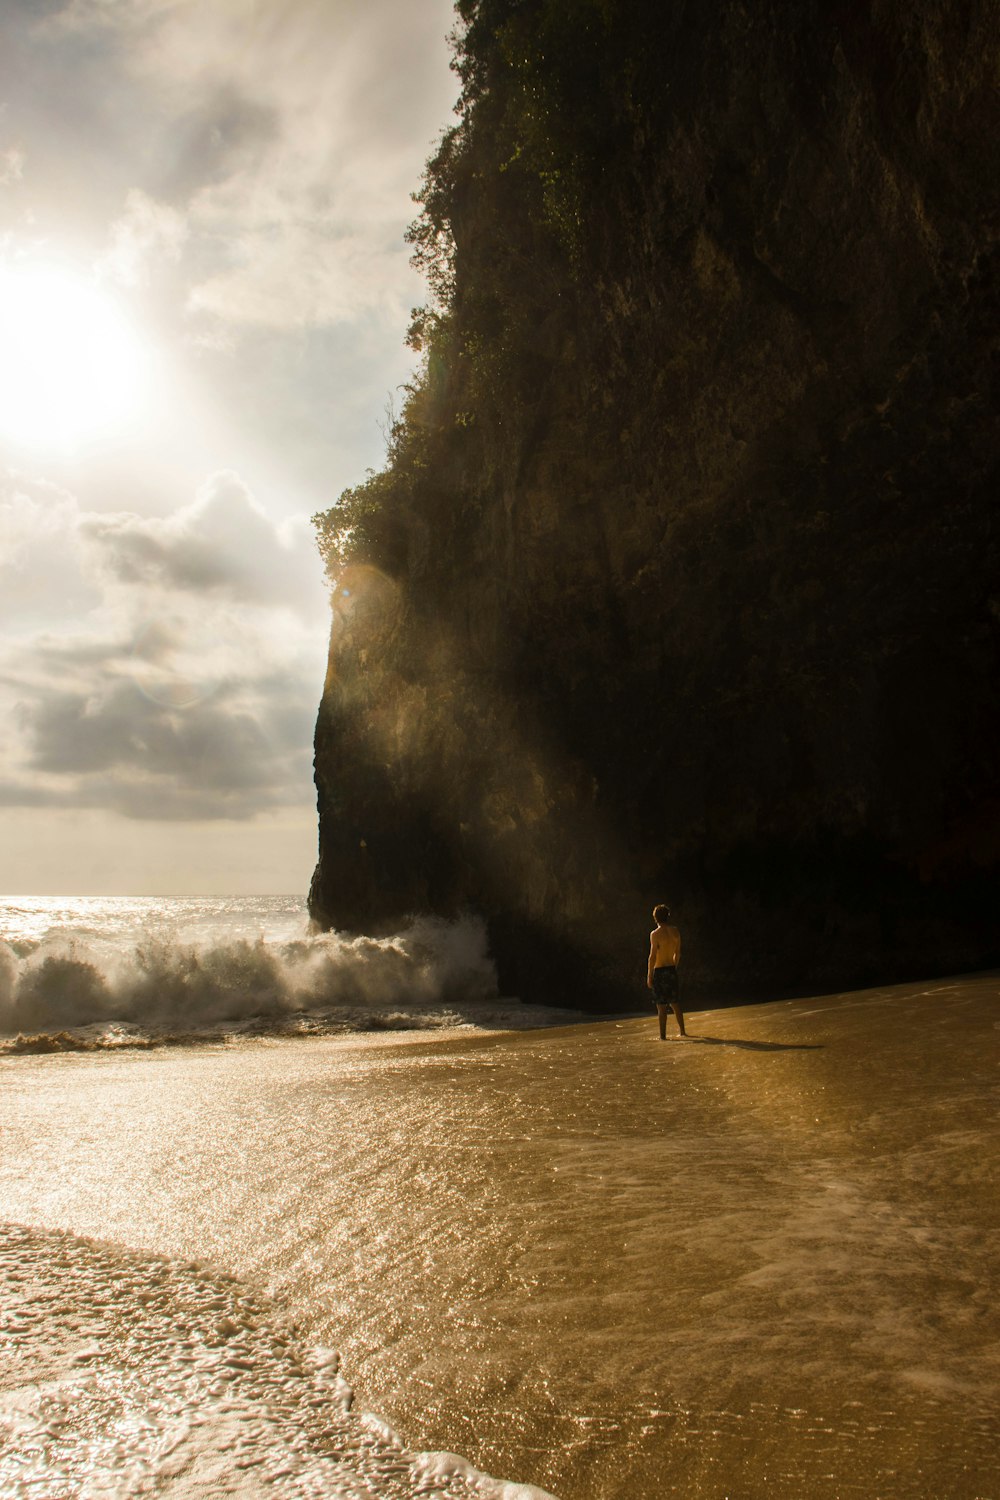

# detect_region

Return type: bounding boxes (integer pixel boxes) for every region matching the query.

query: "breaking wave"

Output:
[0,898,574,1051]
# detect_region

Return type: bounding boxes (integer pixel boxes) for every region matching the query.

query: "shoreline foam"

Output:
[0,1220,559,1500]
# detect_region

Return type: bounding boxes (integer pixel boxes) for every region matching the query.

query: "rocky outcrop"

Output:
[311,0,1000,1007]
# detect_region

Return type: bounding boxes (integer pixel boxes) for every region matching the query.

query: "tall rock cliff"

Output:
[311,0,1000,1007]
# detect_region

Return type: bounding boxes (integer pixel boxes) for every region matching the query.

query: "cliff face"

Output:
[311,0,1000,1007]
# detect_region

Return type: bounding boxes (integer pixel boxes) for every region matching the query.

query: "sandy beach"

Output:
[1,974,997,1498]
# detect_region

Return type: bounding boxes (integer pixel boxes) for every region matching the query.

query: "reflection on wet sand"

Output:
[682,1035,825,1050]
[0,973,997,1498]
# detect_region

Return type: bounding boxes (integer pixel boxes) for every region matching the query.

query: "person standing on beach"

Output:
[647,903,686,1039]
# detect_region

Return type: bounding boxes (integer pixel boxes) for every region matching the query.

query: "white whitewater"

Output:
[0,896,578,1046]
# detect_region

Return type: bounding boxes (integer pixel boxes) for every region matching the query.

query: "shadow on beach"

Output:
[682,1036,824,1052]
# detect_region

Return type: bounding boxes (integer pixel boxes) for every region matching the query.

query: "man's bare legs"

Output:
[656,1001,687,1039]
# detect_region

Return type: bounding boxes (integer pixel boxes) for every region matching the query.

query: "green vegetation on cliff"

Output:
[312,0,1000,1006]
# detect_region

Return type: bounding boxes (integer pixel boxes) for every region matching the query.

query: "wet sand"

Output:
[1,974,997,1498]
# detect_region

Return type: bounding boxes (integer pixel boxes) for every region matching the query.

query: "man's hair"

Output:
[652,903,672,925]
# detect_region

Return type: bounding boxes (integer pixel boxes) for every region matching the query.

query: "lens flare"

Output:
[129,616,221,711]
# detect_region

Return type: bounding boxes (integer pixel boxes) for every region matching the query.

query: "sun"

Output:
[0,260,150,453]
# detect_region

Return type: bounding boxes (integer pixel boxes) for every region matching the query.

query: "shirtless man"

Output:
[647,903,686,1039]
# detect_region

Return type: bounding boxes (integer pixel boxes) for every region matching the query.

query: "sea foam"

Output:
[0,1221,559,1499]
[0,897,574,1048]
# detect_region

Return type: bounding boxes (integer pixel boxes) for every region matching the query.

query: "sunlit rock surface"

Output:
[1,976,996,1497]
[310,0,999,1007]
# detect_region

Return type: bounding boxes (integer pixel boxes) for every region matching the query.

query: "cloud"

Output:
[21,677,313,819]
[0,147,25,186]
[80,471,322,613]
[100,188,188,288]
[0,469,328,821]
[154,84,280,203]
[0,475,101,628]
[46,0,459,332]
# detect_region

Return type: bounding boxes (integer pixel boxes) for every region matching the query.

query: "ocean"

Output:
[0,894,576,1051]
[1,897,997,1498]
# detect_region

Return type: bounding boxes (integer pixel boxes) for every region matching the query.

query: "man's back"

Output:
[650,924,681,968]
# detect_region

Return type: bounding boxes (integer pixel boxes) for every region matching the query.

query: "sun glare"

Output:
[0,261,150,452]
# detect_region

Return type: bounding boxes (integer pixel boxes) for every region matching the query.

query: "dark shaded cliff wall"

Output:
[311,0,1000,1007]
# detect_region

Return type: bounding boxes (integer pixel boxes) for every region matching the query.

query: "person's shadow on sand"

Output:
[684,1037,824,1052]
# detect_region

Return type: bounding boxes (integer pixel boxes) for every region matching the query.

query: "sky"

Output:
[0,0,458,895]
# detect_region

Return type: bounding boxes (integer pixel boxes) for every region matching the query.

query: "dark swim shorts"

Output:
[651,966,680,1007]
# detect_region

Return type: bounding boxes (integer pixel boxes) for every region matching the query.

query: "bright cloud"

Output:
[0,470,328,822]
[81,472,322,613]
[0,147,24,186]
[46,0,458,332]
[101,188,188,288]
